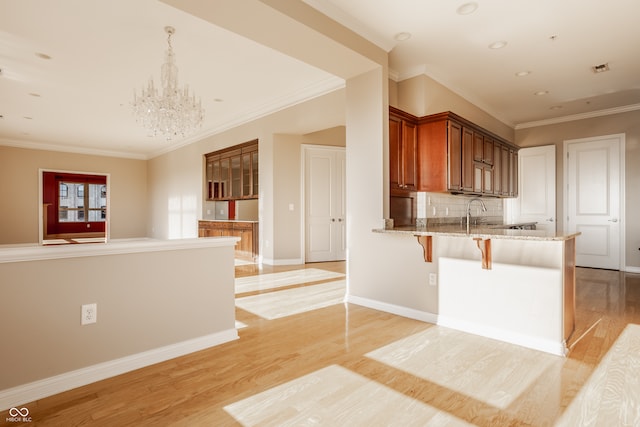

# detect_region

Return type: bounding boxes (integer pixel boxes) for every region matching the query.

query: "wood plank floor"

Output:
[5,262,640,426]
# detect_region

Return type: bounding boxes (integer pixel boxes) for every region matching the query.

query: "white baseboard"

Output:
[261,257,304,266]
[625,266,640,274]
[437,315,567,356]
[0,329,238,411]
[346,295,566,356]
[346,295,438,324]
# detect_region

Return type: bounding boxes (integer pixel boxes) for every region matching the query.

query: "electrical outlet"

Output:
[429,273,437,286]
[81,303,97,325]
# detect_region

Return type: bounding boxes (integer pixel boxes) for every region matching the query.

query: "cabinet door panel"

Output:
[447,121,462,191]
[462,127,474,192]
[473,133,484,162]
[484,138,494,165]
[389,116,402,190]
[402,121,417,190]
[473,163,483,193]
[483,165,493,193]
[501,146,510,196]
[510,150,518,197]
[231,156,241,198]
[242,153,251,197]
[252,151,259,197]
[220,158,230,199]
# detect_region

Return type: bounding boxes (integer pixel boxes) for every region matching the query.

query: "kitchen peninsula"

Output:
[374,224,580,356]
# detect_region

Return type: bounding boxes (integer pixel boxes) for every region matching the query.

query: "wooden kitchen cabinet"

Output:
[198,220,259,261]
[205,140,258,201]
[389,107,418,193]
[414,110,518,197]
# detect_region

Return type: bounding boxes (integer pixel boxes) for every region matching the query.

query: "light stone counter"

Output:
[373,225,580,241]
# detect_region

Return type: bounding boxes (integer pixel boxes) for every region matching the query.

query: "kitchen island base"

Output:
[373,227,578,356]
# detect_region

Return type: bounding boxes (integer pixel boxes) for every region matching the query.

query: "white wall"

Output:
[345,68,440,316]
[146,90,347,263]
[0,239,237,407]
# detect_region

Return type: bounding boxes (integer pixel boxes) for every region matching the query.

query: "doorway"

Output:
[564,134,625,270]
[303,146,346,262]
[507,145,556,233]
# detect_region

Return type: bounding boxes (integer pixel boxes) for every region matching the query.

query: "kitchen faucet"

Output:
[466,197,487,233]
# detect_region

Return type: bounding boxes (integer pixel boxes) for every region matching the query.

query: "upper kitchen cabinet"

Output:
[389,107,418,193]
[391,108,518,198]
[206,140,258,201]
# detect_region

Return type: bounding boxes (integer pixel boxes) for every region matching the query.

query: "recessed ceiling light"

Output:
[488,40,507,49]
[35,52,52,60]
[214,98,224,102]
[515,71,531,77]
[456,2,478,15]
[394,32,412,42]
[23,116,33,120]
[550,105,563,110]
[29,93,41,97]
[534,90,549,96]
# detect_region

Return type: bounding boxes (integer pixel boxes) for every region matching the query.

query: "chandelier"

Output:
[132,26,204,140]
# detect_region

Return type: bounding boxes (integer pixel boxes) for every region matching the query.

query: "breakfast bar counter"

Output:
[373,224,580,356]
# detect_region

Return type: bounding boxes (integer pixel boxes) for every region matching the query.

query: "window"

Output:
[42,171,109,242]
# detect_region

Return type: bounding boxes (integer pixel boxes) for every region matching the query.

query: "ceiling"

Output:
[2,1,640,159]
[310,0,640,126]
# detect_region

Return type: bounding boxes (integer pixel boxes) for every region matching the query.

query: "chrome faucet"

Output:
[466,197,487,233]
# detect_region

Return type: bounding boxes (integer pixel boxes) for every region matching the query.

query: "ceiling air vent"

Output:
[591,63,610,73]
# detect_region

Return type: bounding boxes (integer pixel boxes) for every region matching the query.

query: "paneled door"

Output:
[507,145,556,232]
[565,134,624,270]
[304,146,346,262]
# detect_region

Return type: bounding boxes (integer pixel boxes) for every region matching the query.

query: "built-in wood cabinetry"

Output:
[403,110,518,197]
[389,108,418,193]
[205,140,258,201]
[198,220,259,261]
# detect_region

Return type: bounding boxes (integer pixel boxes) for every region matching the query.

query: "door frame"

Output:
[563,133,625,270]
[301,144,346,263]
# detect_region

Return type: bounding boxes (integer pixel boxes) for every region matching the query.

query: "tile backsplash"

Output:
[416,192,504,225]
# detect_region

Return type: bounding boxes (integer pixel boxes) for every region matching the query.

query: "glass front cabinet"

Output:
[205,140,258,201]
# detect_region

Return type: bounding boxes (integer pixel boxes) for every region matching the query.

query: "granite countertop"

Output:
[373,224,580,241]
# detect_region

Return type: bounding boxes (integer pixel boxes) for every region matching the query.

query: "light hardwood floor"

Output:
[5,263,640,426]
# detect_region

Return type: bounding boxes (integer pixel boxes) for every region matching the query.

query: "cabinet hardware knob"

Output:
[331,218,336,222]
[608,218,618,223]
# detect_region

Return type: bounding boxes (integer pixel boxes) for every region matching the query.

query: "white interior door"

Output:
[305,146,346,262]
[565,135,624,270]
[508,145,556,232]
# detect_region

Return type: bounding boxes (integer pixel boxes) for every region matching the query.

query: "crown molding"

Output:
[0,138,148,160]
[515,104,640,129]
[148,76,345,159]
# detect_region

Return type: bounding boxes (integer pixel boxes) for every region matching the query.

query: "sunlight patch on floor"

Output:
[366,327,560,410]
[235,280,345,320]
[235,268,345,294]
[224,364,473,426]
[555,323,640,426]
